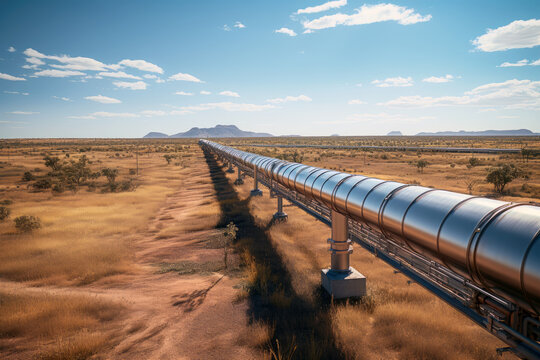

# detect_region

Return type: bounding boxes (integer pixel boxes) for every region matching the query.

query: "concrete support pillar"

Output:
[250,165,262,196]
[321,210,366,298]
[234,167,244,185]
[227,161,234,173]
[272,196,288,222]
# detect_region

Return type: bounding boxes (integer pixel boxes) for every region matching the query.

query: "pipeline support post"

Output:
[273,195,288,222]
[227,160,234,173]
[321,211,366,299]
[234,166,244,185]
[250,165,263,196]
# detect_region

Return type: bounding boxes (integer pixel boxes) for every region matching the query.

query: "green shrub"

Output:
[32,178,52,190]
[14,215,41,232]
[0,206,10,221]
[22,171,35,181]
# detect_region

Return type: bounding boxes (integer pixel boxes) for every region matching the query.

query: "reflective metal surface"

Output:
[200,140,540,314]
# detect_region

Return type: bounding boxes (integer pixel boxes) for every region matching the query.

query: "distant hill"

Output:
[415,129,539,136]
[387,131,403,136]
[143,125,273,138]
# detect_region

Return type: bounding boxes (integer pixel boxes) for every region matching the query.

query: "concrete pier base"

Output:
[321,267,366,299]
[272,211,288,222]
[250,189,263,196]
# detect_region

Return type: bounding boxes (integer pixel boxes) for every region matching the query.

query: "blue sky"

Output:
[0,0,539,138]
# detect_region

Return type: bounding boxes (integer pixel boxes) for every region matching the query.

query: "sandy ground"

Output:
[0,158,260,360]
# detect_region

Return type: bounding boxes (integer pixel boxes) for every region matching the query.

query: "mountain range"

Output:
[143,125,273,138]
[415,129,539,136]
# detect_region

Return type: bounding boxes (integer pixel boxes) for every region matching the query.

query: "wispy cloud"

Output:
[472,19,540,52]
[234,21,246,28]
[422,74,454,83]
[302,3,431,31]
[34,69,86,77]
[53,96,71,101]
[200,90,211,95]
[84,95,122,104]
[348,99,366,105]
[98,71,141,80]
[113,81,147,90]
[118,59,163,74]
[0,72,26,81]
[498,58,540,67]
[175,91,193,96]
[378,79,540,109]
[169,72,203,82]
[266,95,311,104]
[7,46,16,53]
[220,90,240,97]
[297,0,347,15]
[275,27,297,36]
[8,111,39,115]
[178,102,275,112]
[141,110,168,116]
[4,91,29,95]
[319,113,434,124]
[372,76,413,87]
[91,112,140,118]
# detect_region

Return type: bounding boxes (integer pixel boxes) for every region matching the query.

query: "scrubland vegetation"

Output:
[1,136,536,359]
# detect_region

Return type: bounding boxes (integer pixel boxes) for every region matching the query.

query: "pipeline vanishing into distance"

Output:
[200,139,540,316]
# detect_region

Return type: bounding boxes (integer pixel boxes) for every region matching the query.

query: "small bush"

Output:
[0,200,13,206]
[14,215,41,232]
[0,206,10,221]
[22,171,35,181]
[52,183,65,193]
[32,178,52,190]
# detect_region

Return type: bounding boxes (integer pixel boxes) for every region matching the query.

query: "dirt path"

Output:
[0,150,260,360]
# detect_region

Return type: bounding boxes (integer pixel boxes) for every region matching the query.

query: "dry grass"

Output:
[0,290,122,359]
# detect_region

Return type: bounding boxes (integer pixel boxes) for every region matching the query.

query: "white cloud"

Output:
[84,95,122,104]
[22,64,39,70]
[143,74,158,79]
[200,90,211,95]
[378,79,540,109]
[0,72,26,81]
[303,3,431,31]
[498,58,540,67]
[372,76,413,87]
[275,27,297,36]
[170,110,192,115]
[348,99,367,105]
[118,59,163,74]
[219,90,240,97]
[141,110,167,116]
[24,48,109,71]
[223,24,231,31]
[98,71,141,80]
[7,46,16,53]
[169,72,203,82]
[175,91,193,96]
[113,81,147,90]
[234,21,246,28]
[472,19,540,52]
[8,111,38,115]
[91,111,140,118]
[53,96,71,101]
[34,69,86,77]
[26,57,44,65]
[297,0,347,14]
[266,94,312,104]
[156,78,165,83]
[4,91,29,95]
[422,74,454,83]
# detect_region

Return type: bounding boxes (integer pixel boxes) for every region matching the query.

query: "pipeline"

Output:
[200,139,540,316]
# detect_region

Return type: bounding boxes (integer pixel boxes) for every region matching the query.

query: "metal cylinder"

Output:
[329,211,351,272]
[199,140,540,313]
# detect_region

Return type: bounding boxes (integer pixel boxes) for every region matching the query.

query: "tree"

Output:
[14,215,41,232]
[43,156,62,171]
[486,164,522,194]
[222,222,238,270]
[464,179,480,195]
[468,157,480,167]
[163,154,176,165]
[521,148,532,163]
[101,168,119,184]
[416,160,428,173]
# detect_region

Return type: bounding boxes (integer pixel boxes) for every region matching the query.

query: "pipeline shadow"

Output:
[202,149,345,360]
